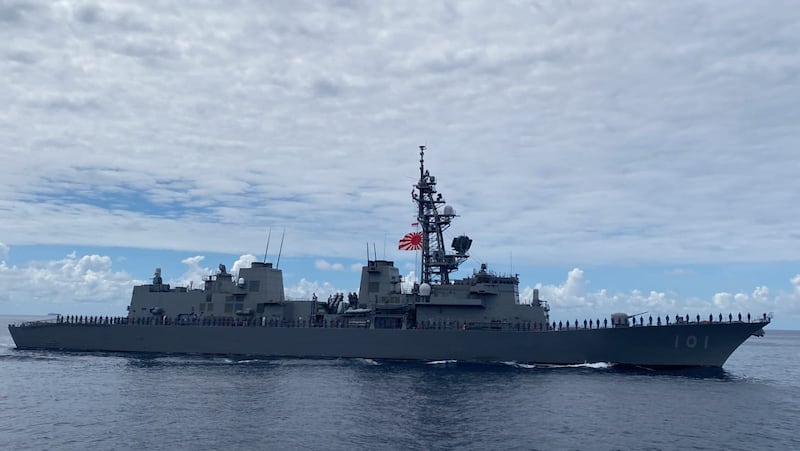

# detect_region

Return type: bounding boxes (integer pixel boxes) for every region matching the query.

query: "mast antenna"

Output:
[276,228,285,268]
[262,228,272,263]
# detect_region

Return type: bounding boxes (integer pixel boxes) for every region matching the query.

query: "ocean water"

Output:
[1,316,798,451]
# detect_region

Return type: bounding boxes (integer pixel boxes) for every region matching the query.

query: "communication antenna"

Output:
[276,228,286,268]
[366,242,370,263]
[373,243,377,261]
[262,228,272,263]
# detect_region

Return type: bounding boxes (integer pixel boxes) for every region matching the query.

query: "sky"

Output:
[1,0,799,329]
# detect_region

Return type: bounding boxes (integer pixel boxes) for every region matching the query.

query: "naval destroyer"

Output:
[9,147,770,368]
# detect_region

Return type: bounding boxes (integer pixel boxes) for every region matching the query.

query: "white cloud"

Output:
[713,292,733,309]
[0,242,8,261]
[284,278,340,301]
[0,2,798,269]
[535,268,586,306]
[232,254,258,277]
[315,259,344,271]
[0,251,140,312]
[172,255,211,289]
[523,268,798,323]
[401,270,418,294]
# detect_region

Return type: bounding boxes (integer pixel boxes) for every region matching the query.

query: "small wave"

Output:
[426,359,457,366]
[234,358,280,365]
[500,361,539,369]
[354,358,381,366]
[560,362,613,369]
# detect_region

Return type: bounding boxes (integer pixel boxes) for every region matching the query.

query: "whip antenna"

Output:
[262,228,272,263]
[276,228,286,268]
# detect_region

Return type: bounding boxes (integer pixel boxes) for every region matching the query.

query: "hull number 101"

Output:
[674,335,709,349]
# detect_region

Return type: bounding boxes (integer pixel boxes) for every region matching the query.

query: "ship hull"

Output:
[9,321,768,368]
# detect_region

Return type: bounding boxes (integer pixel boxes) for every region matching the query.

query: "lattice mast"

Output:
[414,146,471,285]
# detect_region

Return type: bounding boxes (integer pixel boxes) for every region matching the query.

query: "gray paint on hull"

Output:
[9,321,768,368]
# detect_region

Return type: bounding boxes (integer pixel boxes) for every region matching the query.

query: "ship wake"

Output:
[501,361,614,370]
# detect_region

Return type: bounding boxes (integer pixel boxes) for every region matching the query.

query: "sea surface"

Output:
[1,315,798,451]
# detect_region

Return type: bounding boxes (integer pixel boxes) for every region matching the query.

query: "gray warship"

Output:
[9,146,770,368]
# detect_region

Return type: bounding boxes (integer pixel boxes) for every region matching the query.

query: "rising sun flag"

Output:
[398,231,422,250]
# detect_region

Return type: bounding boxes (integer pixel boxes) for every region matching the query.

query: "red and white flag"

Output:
[411,222,419,227]
[398,231,422,250]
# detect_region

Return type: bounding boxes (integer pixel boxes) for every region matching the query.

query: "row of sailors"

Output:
[57,315,128,325]
[53,312,768,329]
[417,312,768,331]
[55,315,366,328]
[552,312,769,330]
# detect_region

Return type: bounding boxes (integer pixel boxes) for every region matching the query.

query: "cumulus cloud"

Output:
[232,253,258,277]
[172,255,211,289]
[0,251,140,312]
[523,268,797,323]
[533,268,586,307]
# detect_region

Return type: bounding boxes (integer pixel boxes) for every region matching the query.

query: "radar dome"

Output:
[419,283,431,296]
[443,205,455,216]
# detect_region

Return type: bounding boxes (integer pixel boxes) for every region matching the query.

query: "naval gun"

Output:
[611,311,648,328]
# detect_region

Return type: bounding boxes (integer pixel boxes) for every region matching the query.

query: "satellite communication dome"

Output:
[443,205,455,216]
[419,283,432,296]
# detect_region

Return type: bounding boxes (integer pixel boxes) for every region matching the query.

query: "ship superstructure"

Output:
[123,146,549,332]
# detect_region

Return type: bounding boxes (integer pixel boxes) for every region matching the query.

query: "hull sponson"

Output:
[9,321,767,368]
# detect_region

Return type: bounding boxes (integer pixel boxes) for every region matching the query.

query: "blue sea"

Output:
[1,315,798,451]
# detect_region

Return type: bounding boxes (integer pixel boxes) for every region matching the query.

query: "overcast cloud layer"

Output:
[2,1,799,325]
